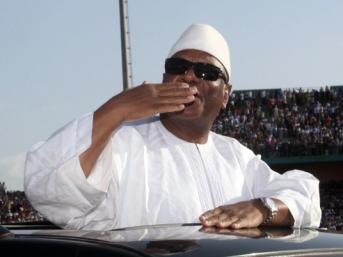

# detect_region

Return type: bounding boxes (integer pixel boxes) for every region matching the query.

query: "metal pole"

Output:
[119,0,133,90]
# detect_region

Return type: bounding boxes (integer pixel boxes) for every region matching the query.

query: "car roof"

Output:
[3,223,343,257]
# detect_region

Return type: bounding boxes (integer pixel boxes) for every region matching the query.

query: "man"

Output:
[24,24,321,230]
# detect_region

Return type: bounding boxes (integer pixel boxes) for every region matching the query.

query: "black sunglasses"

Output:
[165,57,228,83]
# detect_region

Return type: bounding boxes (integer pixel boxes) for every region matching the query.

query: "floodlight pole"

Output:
[119,0,133,90]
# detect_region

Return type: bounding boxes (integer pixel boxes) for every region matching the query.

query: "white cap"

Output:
[168,23,231,79]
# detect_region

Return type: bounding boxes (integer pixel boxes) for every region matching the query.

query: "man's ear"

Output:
[222,83,232,109]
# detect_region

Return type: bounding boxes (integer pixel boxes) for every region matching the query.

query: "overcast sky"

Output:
[1,0,343,190]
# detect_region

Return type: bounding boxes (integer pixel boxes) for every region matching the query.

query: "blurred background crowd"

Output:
[212,86,343,158]
[0,181,45,224]
[1,86,343,230]
[320,181,343,231]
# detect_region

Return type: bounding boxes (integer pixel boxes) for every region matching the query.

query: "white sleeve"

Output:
[24,112,114,229]
[244,156,321,228]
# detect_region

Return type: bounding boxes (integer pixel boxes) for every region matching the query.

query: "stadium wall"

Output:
[266,156,343,181]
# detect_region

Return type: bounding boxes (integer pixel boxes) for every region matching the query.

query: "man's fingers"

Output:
[200,207,222,221]
[202,215,219,227]
[230,214,259,229]
[218,212,229,221]
[154,82,197,93]
[157,95,195,105]
[154,104,185,114]
[200,201,269,230]
[199,211,212,222]
[217,216,240,228]
[119,82,197,121]
[142,82,197,105]
[160,82,190,89]
[229,218,246,229]
[199,204,250,229]
[199,207,225,226]
[157,85,198,97]
[202,213,233,227]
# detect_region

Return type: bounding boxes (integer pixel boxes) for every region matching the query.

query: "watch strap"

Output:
[260,197,278,225]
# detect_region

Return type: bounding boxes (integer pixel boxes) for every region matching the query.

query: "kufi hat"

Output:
[168,23,231,79]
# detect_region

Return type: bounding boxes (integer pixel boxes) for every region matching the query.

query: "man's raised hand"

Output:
[113,82,198,122]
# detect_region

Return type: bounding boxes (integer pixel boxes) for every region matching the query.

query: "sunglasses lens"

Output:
[165,58,226,82]
[165,58,190,75]
[194,64,220,81]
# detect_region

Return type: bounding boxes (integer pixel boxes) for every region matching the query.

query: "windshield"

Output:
[1,0,343,228]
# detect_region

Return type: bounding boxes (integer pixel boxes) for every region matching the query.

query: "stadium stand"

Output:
[320,181,343,230]
[212,85,343,181]
[212,85,343,159]
[0,182,45,224]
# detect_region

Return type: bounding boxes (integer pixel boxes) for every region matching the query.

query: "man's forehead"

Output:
[172,49,227,75]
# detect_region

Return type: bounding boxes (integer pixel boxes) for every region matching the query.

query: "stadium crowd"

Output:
[0,181,45,224]
[320,181,343,231]
[212,86,343,158]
